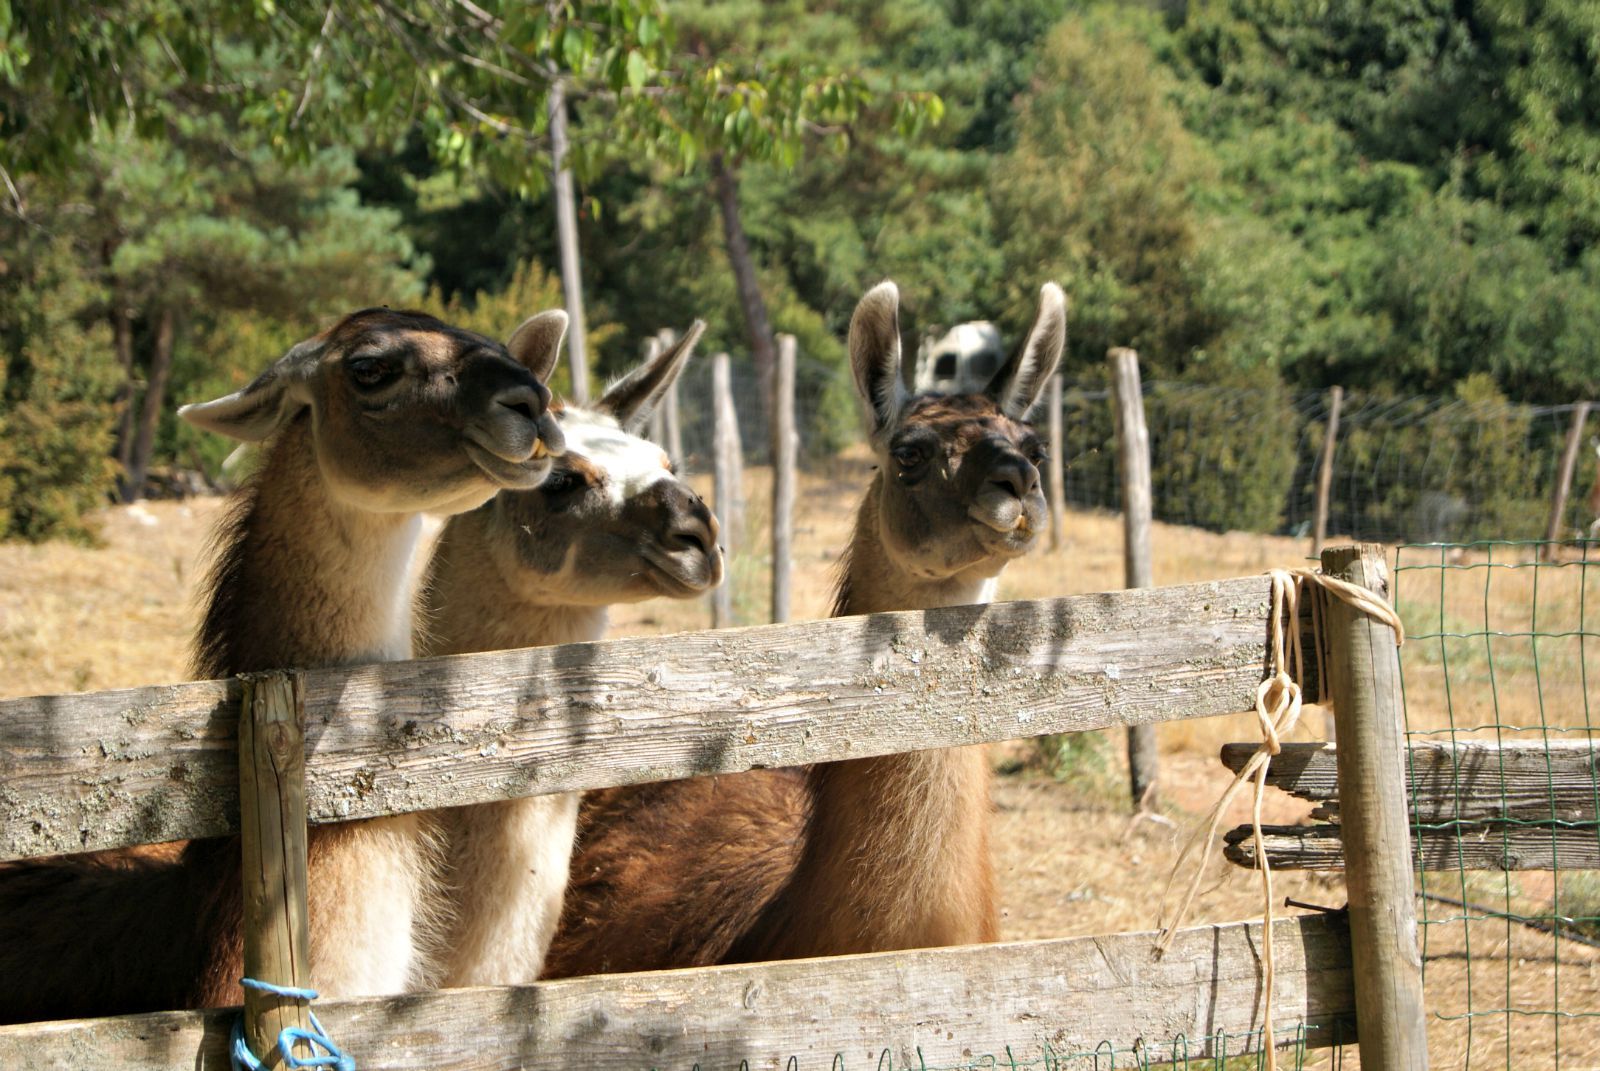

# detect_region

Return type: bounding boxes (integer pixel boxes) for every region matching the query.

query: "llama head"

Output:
[849,281,1066,580]
[180,308,569,516]
[479,321,722,607]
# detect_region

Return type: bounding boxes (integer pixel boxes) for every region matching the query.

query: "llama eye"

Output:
[1027,445,1048,466]
[347,358,397,389]
[891,446,928,470]
[541,470,582,496]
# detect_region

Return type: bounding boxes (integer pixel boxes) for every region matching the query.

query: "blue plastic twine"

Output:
[230,978,356,1071]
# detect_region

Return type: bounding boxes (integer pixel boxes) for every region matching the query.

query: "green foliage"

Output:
[1148,369,1299,534]
[1060,364,1298,534]
[1035,729,1119,802]
[1559,869,1600,942]
[1155,0,1600,402]
[7,0,1600,544]
[992,10,1220,379]
[0,2,941,199]
[417,259,621,402]
[0,232,118,541]
[1328,376,1551,543]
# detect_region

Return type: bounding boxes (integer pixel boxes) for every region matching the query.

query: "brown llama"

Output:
[0,307,568,1023]
[420,322,722,986]
[545,280,1065,976]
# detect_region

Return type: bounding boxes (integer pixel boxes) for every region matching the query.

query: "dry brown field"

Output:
[2,449,1596,1068]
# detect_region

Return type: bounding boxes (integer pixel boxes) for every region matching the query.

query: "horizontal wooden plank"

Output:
[1220,740,1600,823]
[3,578,1311,861]
[0,915,1355,1070]
[1223,822,1600,871]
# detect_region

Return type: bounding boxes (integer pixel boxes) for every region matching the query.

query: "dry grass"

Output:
[4,462,1597,1067]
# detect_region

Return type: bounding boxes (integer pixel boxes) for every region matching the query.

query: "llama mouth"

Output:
[969,504,1035,536]
[968,510,1043,557]
[640,545,722,596]
[465,412,566,473]
[464,440,554,490]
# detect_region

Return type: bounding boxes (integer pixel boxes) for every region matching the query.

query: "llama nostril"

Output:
[492,384,544,425]
[668,527,711,558]
[988,462,1037,499]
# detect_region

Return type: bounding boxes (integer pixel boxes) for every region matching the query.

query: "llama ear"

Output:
[598,320,707,434]
[986,282,1066,419]
[849,280,905,432]
[178,339,322,443]
[506,310,569,384]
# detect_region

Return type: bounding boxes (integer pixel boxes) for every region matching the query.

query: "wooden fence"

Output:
[1,553,1429,1071]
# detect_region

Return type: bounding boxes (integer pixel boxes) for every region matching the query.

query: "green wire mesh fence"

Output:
[1393,540,1600,1070]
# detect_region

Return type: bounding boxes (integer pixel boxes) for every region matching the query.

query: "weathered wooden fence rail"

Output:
[1220,740,1600,872]
[1,577,1317,863]
[1225,823,1600,872]
[0,915,1356,1070]
[1221,740,1600,823]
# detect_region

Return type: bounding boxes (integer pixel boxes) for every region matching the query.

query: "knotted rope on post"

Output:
[1153,566,1404,1069]
[230,978,355,1071]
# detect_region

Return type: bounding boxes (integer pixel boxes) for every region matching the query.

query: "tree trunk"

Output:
[712,155,777,427]
[124,307,175,503]
[548,79,590,405]
[111,298,138,501]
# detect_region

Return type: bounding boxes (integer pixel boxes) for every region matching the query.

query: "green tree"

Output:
[0,229,118,540]
[993,10,1221,377]
[61,120,422,499]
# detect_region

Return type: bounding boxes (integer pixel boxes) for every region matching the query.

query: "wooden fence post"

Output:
[770,334,797,623]
[711,352,743,628]
[1543,401,1591,559]
[239,671,313,1070]
[1108,348,1158,810]
[643,337,667,449]
[1319,545,1428,1071]
[656,328,683,466]
[1311,386,1344,557]
[1047,373,1066,551]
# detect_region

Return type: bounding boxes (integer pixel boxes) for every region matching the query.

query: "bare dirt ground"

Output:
[3,451,1596,1068]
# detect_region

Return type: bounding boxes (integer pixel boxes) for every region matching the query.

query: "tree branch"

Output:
[291,4,340,128]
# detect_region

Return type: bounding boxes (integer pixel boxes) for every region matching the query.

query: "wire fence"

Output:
[1393,540,1600,1069]
[1051,385,1598,546]
[669,358,1598,548]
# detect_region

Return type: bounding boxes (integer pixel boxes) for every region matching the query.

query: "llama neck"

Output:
[831,481,999,617]
[419,511,610,657]
[751,485,1001,958]
[193,417,423,678]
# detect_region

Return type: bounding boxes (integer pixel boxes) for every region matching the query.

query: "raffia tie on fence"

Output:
[1154,566,1405,1070]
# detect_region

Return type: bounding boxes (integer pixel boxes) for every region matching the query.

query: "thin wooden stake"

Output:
[1319,545,1428,1071]
[1046,373,1066,551]
[711,352,742,628]
[239,671,313,1070]
[1311,386,1344,557]
[643,337,666,450]
[656,328,683,466]
[1108,347,1158,810]
[1543,401,1591,559]
[770,333,797,624]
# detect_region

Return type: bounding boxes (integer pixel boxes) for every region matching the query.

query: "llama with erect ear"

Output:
[419,321,722,987]
[0,307,568,1023]
[545,281,1066,975]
